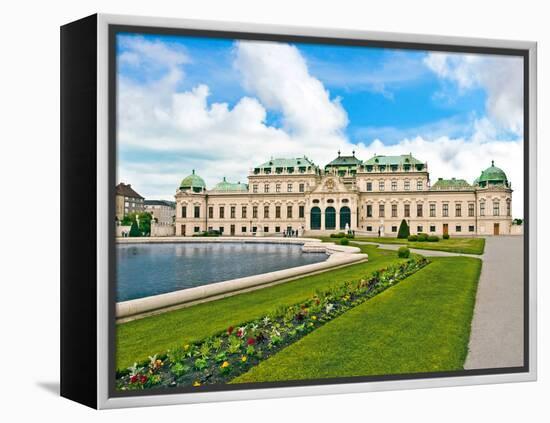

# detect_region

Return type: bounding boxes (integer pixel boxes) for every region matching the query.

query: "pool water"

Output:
[116,242,328,301]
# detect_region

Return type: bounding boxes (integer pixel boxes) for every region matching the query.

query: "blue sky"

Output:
[116,32,524,216]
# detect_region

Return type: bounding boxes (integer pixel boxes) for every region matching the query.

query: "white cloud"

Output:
[117,37,524,218]
[424,52,524,135]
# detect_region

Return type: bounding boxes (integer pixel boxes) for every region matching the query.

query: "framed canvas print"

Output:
[60,13,537,409]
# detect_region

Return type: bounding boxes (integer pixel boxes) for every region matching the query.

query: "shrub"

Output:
[417,233,428,242]
[129,220,141,237]
[339,237,349,246]
[330,232,346,238]
[397,219,410,239]
[397,246,410,258]
[407,235,418,242]
[427,235,439,242]
[345,233,355,239]
[443,233,450,240]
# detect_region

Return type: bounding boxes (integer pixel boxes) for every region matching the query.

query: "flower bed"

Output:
[116,257,429,390]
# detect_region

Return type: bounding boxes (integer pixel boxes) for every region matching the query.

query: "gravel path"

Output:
[352,237,524,369]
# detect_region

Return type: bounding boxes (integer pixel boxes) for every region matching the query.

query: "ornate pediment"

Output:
[311,176,350,194]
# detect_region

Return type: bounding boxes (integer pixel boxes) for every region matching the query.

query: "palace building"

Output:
[174,152,514,237]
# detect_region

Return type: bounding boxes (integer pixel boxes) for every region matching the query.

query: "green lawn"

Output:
[350,236,486,255]
[116,244,402,370]
[232,256,481,383]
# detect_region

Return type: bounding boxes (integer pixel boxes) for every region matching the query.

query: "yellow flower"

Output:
[241,356,248,362]
[312,316,317,320]
[184,344,190,351]
[221,361,230,368]
[193,380,201,387]
[155,359,162,367]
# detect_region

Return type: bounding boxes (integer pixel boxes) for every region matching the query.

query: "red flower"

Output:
[130,375,138,384]
[227,326,234,335]
[247,337,256,345]
[139,375,148,384]
[236,329,243,337]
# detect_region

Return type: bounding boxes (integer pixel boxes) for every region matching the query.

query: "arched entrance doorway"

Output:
[340,206,351,230]
[310,206,321,230]
[325,207,336,230]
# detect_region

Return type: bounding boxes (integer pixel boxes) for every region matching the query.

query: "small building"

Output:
[144,200,176,225]
[115,183,145,221]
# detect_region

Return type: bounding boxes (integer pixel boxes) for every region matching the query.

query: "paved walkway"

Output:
[353,237,524,369]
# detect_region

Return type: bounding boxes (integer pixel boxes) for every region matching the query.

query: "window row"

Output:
[181,205,306,219]
[364,201,509,218]
[252,182,306,193]
[365,224,476,233]
[364,179,424,192]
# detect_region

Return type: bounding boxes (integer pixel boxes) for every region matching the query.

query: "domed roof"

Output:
[180,170,206,190]
[477,161,508,187]
[211,177,248,192]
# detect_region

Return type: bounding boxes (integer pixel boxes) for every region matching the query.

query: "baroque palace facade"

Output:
[174,152,514,237]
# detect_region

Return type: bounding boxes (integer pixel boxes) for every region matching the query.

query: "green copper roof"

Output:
[325,151,362,167]
[210,177,248,192]
[256,157,316,169]
[477,161,508,185]
[180,170,206,190]
[431,177,472,191]
[364,153,424,166]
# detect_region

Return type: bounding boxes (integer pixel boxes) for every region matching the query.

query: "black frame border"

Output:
[107,23,530,400]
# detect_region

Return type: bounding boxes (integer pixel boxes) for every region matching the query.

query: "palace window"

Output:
[391,180,397,191]
[391,204,397,218]
[252,206,258,219]
[430,225,436,232]
[366,226,373,231]
[194,206,200,218]
[379,204,385,217]
[455,203,462,217]
[469,225,475,232]
[366,204,373,218]
[404,180,410,191]
[493,201,500,216]
[417,203,423,217]
[507,199,511,216]
[417,225,423,233]
[230,206,236,219]
[242,226,247,233]
[264,184,269,193]
[480,201,485,216]
[275,206,281,219]
[242,206,247,219]
[276,183,281,193]
[456,225,462,232]
[417,180,423,190]
[299,205,305,218]
[366,182,372,191]
[264,205,270,218]
[429,203,436,217]
[287,205,293,218]
[287,183,293,192]
[194,226,200,233]
[379,181,385,191]
[219,206,225,219]
[181,206,187,218]
[469,203,475,217]
[252,184,258,193]
[275,226,280,233]
[299,183,305,193]
[443,203,449,217]
[208,206,213,219]
[391,226,397,232]
[404,204,410,218]
[264,226,269,233]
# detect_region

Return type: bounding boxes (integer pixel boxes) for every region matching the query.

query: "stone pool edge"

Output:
[115,237,367,322]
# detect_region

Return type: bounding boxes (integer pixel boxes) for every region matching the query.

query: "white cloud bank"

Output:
[118,38,524,218]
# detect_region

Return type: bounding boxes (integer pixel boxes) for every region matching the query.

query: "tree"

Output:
[129,220,141,237]
[397,219,410,239]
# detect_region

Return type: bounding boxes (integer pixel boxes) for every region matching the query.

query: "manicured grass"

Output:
[116,244,403,370]
[232,256,481,383]
[352,236,486,255]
